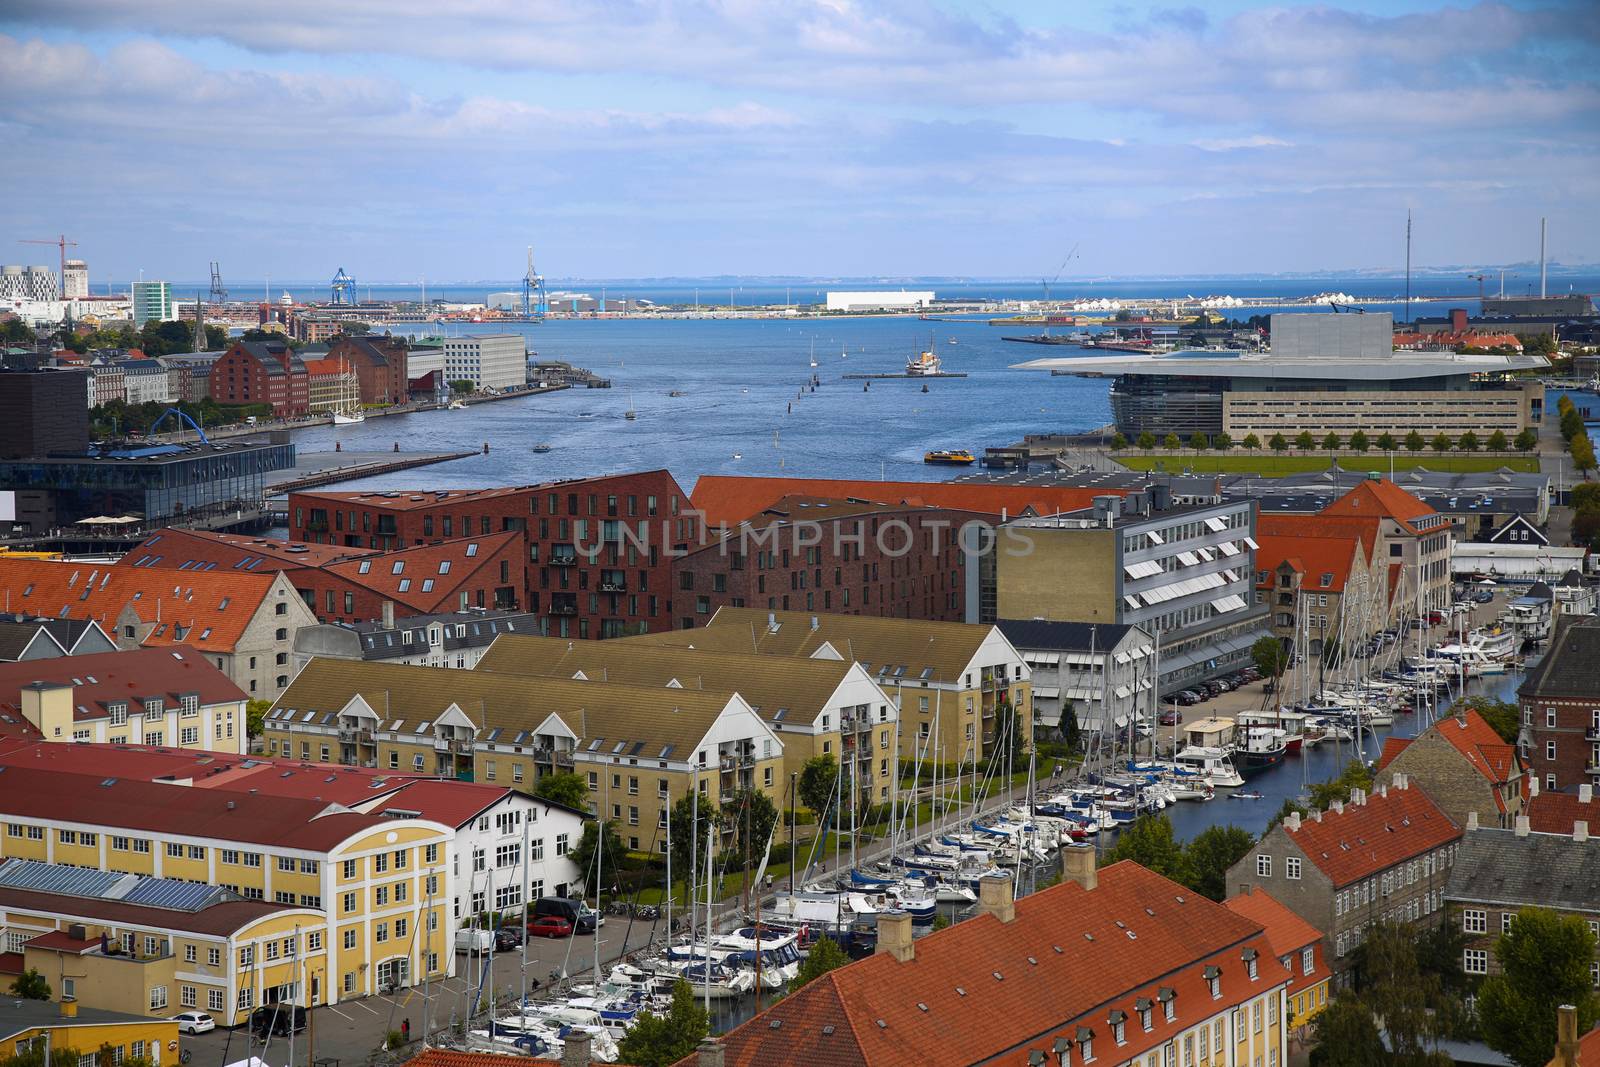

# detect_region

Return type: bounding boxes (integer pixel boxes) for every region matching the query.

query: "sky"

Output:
[2,1,1597,283]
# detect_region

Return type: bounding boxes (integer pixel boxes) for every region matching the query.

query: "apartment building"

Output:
[1223,886,1330,1040]
[638,607,1029,767]
[0,858,326,1026]
[713,856,1291,1067]
[265,658,783,855]
[0,558,319,699]
[1307,478,1453,615]
[325,335,409,405]
[1443,817,1600,985]
[1518,615,1600,794]
[0,1003,176,1067]
[0,764,454,1002]
[0,647,247,752]
[996,619,1155,739]
[0,616,116,662]
[441,335,525,392]
[1226,775,1462,977]
[473,632,898,808]
[1376,708,1525,829]
[997,485,1264,694]
[207,339,309,417]
[1252,522,1386,655]
[292,607,541,674]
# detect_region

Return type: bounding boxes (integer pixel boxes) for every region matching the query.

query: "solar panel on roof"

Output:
[0,860,122,898]
[120,878,228,912]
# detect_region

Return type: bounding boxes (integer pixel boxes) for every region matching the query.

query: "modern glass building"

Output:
[131,280,173,325]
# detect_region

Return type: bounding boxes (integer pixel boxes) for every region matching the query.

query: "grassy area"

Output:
[1113,452,1540,475]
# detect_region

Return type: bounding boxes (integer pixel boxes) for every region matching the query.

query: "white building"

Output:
[442,334,526,391]
[0,265,60,302]
[118,359,176,405]
[824,290,935,312]
[62,259,89,300]
[997,620,1156,738]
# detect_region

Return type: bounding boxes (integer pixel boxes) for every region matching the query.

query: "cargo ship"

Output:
[923,449,976,465]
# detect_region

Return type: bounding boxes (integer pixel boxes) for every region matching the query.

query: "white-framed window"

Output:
[1285,857,1301,880]
[1502,912,1514,934]
[149,986,168,1010]
[209,988,225,1011]
[181,985,197,1008]
[1463,909,1486,934]
[1464,949,1488,974]
[1256,854,1272,878]
[1301,947,1314,975]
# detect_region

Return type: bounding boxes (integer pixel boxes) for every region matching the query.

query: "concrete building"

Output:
[0,266,61,303]
[62,259,88,300]
[441,334,525,391]
[117,359,175,406]
[1518,615,1600,794]
[711,859,1291,1067]
[292,607,541,674]
[1020,312,1550,439]
[823,290,934,312]
[1376,708,1525,829]
[995,619,1154,739]
[997,486,1265,694]
[1226,776,1462,977]
[130,281,173,326]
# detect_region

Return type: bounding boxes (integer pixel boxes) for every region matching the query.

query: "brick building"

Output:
[1253,520,1386,655]
[671,496,982,627]
[1519,615,1600,794]
[326,334,409,405]
[1376,707,1525,829]
[1526,782,1598,835]
[1226,775,1462,978]
[288,472,697,639]
[207,339,309,416]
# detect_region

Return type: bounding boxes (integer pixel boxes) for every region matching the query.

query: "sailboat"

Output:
[331,357,365,424]
[809,340,818,369]
[624,391,637,420]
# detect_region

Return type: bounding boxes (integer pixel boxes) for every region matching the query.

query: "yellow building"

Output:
[1,1002,178,1067]
[1223,885,1330,1039]
[267,659,784,855]
[635,607,1032,769]
[474,633,898,809]
[0,765,452,1007]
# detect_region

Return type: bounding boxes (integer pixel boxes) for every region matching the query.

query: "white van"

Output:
[454,928,493,953]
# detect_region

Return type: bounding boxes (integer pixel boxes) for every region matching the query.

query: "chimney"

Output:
[1330,800,1343,815]
[60,998,77,1019]
[1312,809,1323,822]
[1466,811,1479,831]
[1581,784,1594,804]
[1529,776,1541,797]
[1061,843,1098,892]
[1376,783,1387,799]
[1515,815,1530,838]
[1554,1004,1579,1067]
[561,1030,592,1067]
[1394,773,1408,790]
[876,910,914,963]
[1285,812,1302,832]
[1575,821,1589,843]
[696,1039,726,1067]
[978,873,1018,923]
[382,600,396,630]
[1350,788,1366,807]
[1449,308,1468,333]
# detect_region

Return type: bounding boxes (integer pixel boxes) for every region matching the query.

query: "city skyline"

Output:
[3,0,1597,281]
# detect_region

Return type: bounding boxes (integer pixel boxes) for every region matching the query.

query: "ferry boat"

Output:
[924,449,976,465]
[1235,726,1288,776]
[906,347,942,376]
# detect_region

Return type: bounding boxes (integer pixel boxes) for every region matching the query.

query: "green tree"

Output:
[1162,432,1182,451]
[1485,429,1508,452]
[1515,427,1538,452]
[1251,635,1289,682]
[1349,430,1370,453]
[1405,430,1426,452]
[1478,908,1600,1067]
[0,1040,85,1067]
[8,967,49,1000]
[1524,331,1557,355]
[531,771,590,810]
[1309,993,1387,1067]
[1099,813,1184,881]
[1558,393,1575,415]
[204,324,229,349]
[1189,432,1209,451]
[1377,431,1398,452]
[793,934,850,989]
[1296,429,1316,450]
[450,379,476,395]
[1182,825,1255,901]
[1349,922,1456,1066]
[1214,432,1233,451]
[1454,431,1480,454]
[798,755,841,819]
[1560,407,1583,442]
[1322,431,1341,451]
[245,698,271,739]
[720,788,778,870]
[1058,701,1081,750]
[1310,760,1374,812]
[616,979,710,1067]
[1136,431,1157,451]
[1574,482,1600,511]
[1431,432,1453,453]
[1269,433,1288,453]
[0,319,38,345]
[1109,432,1128,451]
[1242,433,1261,450]
[1572,433,1597,475]
[570,819,627,897]
[669,792,719,897]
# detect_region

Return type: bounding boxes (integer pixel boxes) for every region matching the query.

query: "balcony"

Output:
[338,725,373,743]
[550,555,579,567]
[1585,726,1600,742]
[550,602,578,616]
[599,581,627,593]
[1587,763,1600,777]
[434,736,474,754]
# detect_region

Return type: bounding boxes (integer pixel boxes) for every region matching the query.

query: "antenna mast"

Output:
[1404,210,1412,324]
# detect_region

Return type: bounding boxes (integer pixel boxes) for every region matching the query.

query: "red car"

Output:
[527,916,574,939]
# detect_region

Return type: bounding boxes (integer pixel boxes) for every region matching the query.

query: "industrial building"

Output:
[1017,312,1550,439]
[824,290,935,312]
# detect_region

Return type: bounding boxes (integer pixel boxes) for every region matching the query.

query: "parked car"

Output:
[1426,611,1446,625]
[1473,590,1495,604]
[493,927,524,952]
[454,928,494,953]
[172,1012,215,1035]
[531,896,600,933]
[528,915,575,939]
[249,1006,307,1038]
[1158,710,1181,727]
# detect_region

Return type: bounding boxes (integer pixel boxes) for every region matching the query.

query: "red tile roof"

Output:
[0,647,246,724]
[1525,790,1599,836]
[1378,737,1413,770]
[714,861,1286,1067]
[1285,781,1461,887]
[302,358,346,377]
[25,930,98,954]
[320,531,522,613]
[1579,1022,1600,1067]
[364,779,515,829]
[1222,887,1326,1004]
[1258,513,1382,558]
[1254,533,1365,594]
[1317,479,1438,536]
[1430,710,1520,790]
[689,476,1128,528]
[123,528,375,569]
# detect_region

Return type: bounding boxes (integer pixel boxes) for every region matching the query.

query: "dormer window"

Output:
[109,702,128,726]
[1074,1026,1094,1063]
[1242,947,1259,980]
[1204,965,1221,999]
[1158,986,1176,1022]
[1107,1011,1126,1046]
[1135,998,1153,1032]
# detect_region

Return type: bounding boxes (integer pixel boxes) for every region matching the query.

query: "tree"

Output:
[1377,431,1398,452]
[245,698,271,739]
[204,324,229,349]
[1572,433,1597,476]
[1349,430,1370,453]
[1487,429,1508,452]
[1457,430,1480,453]
[1109,432,1128,451]
[1405,429,1426,452]
[1524,331,1557,356]
[1560,407,1583,442]
[531,771,590,811]
[8,968,49,1000]
[1309,993,1387,1067]
[1478,908,1600,1067]
[1183,825,1255,901]
[450,379,476,395]
[720,788,778,870]
[1251,635,1288,682]
[0,1041,85,1067]
[1099,813,1184,881]
[1322,431,1341,452]
[1431,432,1452,453]
[1310,759,1374,811]
[1058,701,1081,750]
[1189,432,1209,451]
[1349,922,1456,1066]
[668,792,719,896]
[1295,430,1316,450]
[1214,432,1233,451]
[793,934,850,988]
[798,755,841,820]
[1269,433,1288,453]
[1242,433,1261,450]
[1162,432,1182,451]
[570,819,627,897]
[1515,427,1538,452]
[1136,431,1157,451]
[616,979,710,1067]
[0,319,37,345]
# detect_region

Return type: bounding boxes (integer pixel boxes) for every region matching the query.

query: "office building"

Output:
[996,619,1154,739]
[441,334,525,391]
[0,369,90,460]
[0,266,61,303]
[131,281,173,326]
[823,290,934,312]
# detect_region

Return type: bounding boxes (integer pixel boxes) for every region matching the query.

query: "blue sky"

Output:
[2,1,1596,282]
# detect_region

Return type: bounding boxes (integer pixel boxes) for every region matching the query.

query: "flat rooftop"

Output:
[1013,348,1550,381]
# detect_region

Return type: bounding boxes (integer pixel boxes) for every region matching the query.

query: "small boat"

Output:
[924,449,976,465]
[531,443,553,453]
[947,338,958,345]
[447,400,466,410]
[809,340,818,369]
[668,389,684,397]
[1229,790,1265,800]
[624,392,637,420]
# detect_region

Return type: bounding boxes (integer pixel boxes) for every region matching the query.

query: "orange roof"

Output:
[1222,887,1326,1004]
[0,558,276,653]
[713,860,1285,1067]
[1285,781,1461,887]
[1429,710,1520,794]
[301,357,347,376]
[1258,513,1380,564]
[1525,790,1599,835]
[1378,737,1413,770]
[1580,1020,1600,1066]
[320,531,522,613]
[122,528,376,569]
[1317,479,1437,535]
[690,475,1127,528]
[1254,533,1364,593]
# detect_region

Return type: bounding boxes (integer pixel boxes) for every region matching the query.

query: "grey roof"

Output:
[0,620,63,661]
[353,609,540,660]
[996,619,1140,653]
[1014,349,1550,381]
[1,1000,167,1042]
[1518,615,1600,699]
[1444,827,1600,913]
[0,858,234,913]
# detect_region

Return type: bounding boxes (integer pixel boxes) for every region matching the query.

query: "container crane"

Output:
[209,262,228,303]
[330,267,356,306]
[522,246,547,318]
[1466,273,1488,302]
[1041,243,1079,304]
[17,234,78,297]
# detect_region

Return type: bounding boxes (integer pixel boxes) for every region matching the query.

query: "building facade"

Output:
[1518,615,1600,794]
[292,607,542,674]
[117,359,175,406]
[996,619,1155,740]
[0,369,90,460]
[131,282,173,326]
[208,340,310,416]
[326,335,409,405]
[1222,885,1330,1040]
[1375,708,1524,829]
[441,334,525,391]
[1253,525,1385,655]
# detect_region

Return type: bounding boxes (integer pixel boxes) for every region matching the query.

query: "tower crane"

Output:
[1041,243,1080,304]
[17,234,78,297]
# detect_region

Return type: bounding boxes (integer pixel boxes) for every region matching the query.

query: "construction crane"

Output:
[522,246,547,318]
[208,262,228,303]
[17,234,78,297]
[1466,273,1488,302]
[330,267,356,306]
[1328,301,1366,314]
[1041,243,1080,304]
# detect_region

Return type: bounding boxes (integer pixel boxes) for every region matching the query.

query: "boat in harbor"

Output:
[531,443,554,453]
[1235,725,1288,777]
[906,346,943,376]
[330,356,365,424]
[923,449,976,465]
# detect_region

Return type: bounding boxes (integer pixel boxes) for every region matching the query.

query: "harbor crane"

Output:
[1467,273,1488,302]
[1327,301,1366,314]
[18,234,78,297]
[1041,243,1080,304]
[208,262,228,303]
[522,246,548,318]
[330,267,356,305]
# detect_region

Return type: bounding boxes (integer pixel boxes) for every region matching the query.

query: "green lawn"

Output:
[1113,452,1540,476]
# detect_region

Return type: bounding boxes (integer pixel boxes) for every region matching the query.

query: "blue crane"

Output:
[330,267,357,306]
[522,246,547,318]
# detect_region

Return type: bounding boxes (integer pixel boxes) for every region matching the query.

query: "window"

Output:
[343,859,358,879]
[1464,949,1488,974]
[209,988,225,1011]
[1301,947,1314,975]
[182,985,197,1008]
[1463,909,1486,934]
[1502,912,1514,934]
[1285,856,1301,880]
[1256,854,1272,878]
[208,947,220,966]
[343,929,357,950]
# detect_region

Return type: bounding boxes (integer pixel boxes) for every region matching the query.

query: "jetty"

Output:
[842,372,968,380]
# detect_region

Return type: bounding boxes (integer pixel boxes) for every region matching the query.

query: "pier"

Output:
[842,372,968,380]
[265,449,477,495]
